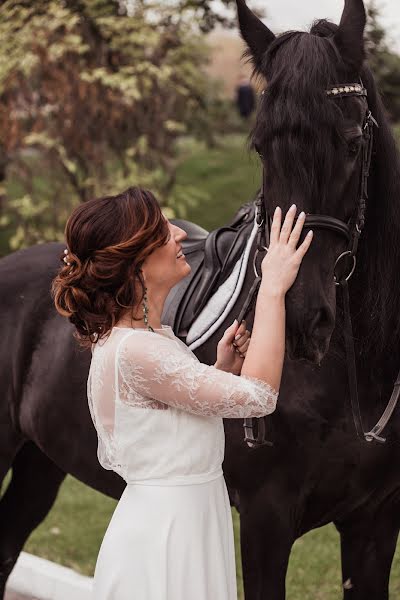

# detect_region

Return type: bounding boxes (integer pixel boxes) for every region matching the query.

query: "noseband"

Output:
[241,82,400,448]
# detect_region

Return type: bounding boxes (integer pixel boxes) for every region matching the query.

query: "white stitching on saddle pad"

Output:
[187,215,258,350]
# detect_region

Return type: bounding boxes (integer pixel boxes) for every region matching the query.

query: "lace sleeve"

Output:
[117,331,278,418]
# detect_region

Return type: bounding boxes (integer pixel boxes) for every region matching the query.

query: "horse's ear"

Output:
[334,0,366,72]
[236,0,275,71]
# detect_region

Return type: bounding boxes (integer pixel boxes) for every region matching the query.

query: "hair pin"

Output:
[63,248,71,267]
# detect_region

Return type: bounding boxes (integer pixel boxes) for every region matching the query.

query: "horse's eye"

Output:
[348,139,361,157]
[254,144,264,159]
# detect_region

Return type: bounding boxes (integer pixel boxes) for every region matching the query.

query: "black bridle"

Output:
[240,82,400,448]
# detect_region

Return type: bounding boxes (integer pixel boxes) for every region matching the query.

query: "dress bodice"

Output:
[87,326,277,485]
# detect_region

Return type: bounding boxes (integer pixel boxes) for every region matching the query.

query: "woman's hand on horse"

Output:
[261,205,313,295]
[215,319,251,375]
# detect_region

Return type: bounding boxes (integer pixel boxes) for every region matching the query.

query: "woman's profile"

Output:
[52,186,312,599]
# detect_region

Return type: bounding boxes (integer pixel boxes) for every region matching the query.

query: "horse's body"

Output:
[1,0,400,598]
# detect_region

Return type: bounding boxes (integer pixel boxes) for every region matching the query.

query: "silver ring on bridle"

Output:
[253,246,268,278]
[334,251,357,285]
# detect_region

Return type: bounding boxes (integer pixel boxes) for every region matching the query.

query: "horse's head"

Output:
[237,0,372,365]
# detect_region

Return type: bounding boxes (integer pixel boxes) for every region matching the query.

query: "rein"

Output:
[239,81,400,448]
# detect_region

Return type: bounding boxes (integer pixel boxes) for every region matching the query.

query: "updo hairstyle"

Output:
[52,187,170,347]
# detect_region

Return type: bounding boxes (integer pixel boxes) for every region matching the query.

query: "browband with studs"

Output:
[326,83,367,97]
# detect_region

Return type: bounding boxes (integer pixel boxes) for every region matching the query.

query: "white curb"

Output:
[6,552,93,600]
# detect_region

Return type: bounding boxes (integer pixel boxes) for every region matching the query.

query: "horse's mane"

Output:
[356,66,400,356]
[251,19,400,356]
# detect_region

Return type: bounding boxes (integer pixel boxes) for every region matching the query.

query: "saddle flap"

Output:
[192,202,256,317]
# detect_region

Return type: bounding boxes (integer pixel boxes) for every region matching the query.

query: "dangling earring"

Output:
[142,287,155,333]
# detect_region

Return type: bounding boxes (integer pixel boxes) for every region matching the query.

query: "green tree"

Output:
[0,0,225,251]
[366,1,400,121]
[127,0,237,32]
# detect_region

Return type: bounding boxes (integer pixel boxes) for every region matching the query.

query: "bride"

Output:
[52,187,312,599]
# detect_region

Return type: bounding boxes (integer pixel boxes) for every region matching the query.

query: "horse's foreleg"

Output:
[0,441,66,599]
[335,503,400,600]
[240,493,293,600]
[0,427,25,599]
[0,428,24,493]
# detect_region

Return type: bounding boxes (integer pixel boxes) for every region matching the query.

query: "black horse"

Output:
[219,1,400,598]
[1,0,400,598]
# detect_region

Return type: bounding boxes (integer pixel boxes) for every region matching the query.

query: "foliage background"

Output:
[1,0,399,255]
[0,0,244,253]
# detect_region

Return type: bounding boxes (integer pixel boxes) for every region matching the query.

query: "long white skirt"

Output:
[92,475,237,600]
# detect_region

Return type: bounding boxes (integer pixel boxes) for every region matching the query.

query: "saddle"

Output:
[163,199,257,338]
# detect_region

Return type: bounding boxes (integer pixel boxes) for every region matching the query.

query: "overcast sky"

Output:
[251,1,400,50]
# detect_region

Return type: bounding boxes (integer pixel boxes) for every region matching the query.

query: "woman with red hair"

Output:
[53,187,312,600]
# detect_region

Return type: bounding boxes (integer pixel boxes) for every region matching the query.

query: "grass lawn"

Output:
[173,134,261,231]
[7,133,400,598]
[19,475,400,599]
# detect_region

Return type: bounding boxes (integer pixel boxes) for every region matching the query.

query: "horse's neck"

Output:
[350,276,400,386]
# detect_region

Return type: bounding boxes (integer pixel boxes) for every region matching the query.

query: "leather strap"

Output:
[304,215,351,240]
[243,415,273,448]
[340,278,400,444]
[238,200,273,448]
[364,372,400,443]
[237,276,262,326]
[341,279,366,440]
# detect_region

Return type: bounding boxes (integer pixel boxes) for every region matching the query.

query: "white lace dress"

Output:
[87,325,277,600]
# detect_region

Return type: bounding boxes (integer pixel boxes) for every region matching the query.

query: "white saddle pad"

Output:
[187,214,259,351]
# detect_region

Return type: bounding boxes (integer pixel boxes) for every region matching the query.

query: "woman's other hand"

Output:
[215,319,251,375]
